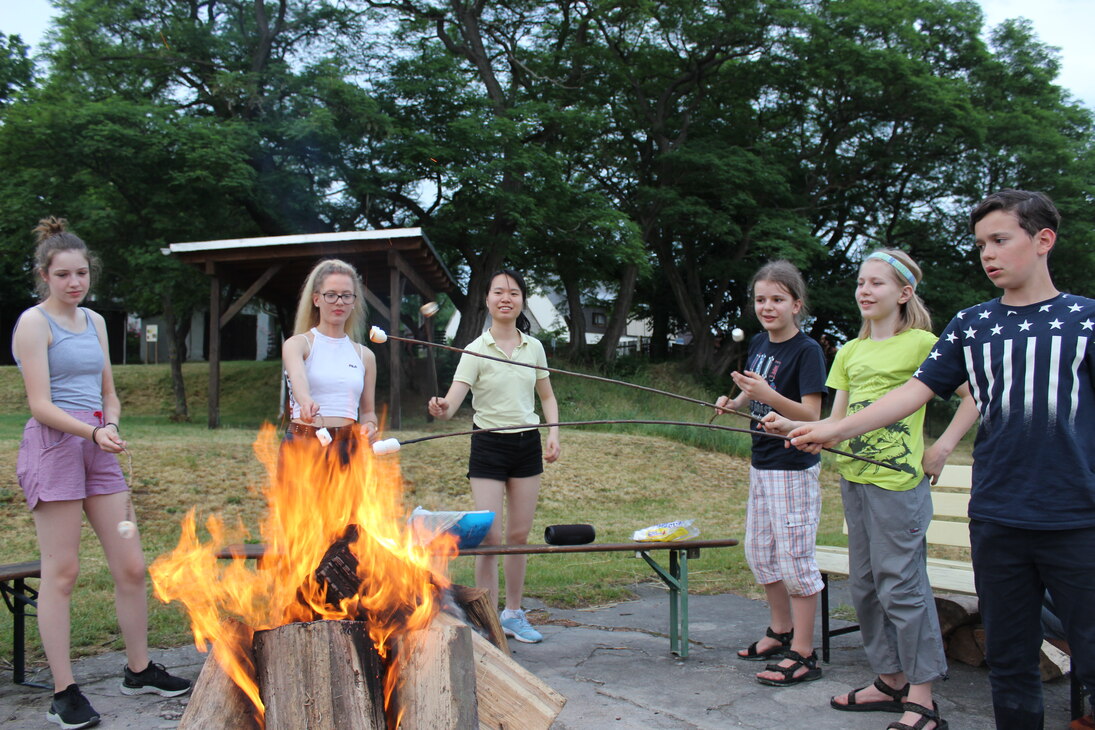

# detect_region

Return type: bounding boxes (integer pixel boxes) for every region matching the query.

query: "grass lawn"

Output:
[0,359,970,670]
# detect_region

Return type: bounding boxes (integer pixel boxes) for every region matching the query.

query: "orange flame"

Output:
[150,424,456,724]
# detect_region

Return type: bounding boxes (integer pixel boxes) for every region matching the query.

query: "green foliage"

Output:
[0,0,1092,374]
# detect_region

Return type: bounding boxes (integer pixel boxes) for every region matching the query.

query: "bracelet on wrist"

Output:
[90,426,102,442]
[105,422,119,431]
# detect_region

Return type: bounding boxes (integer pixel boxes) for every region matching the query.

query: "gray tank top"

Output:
[14,307,105,411]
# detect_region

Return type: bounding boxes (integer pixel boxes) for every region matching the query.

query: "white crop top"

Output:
[287,329,365,421]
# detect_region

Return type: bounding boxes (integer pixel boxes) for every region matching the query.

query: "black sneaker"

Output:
[47,684,100,729]
[120,661,192,697]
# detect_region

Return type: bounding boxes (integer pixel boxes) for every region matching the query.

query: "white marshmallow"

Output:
[369,326,388,343]
[315,427,332,446]
[420,302,439,317]
[372,438,401,455]
[731,327,745,342]
[117,520,137,539]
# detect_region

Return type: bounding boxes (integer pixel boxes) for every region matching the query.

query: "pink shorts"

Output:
[16,411,128,510]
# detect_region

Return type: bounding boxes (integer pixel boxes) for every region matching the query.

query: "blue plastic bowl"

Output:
[452,511,495,549]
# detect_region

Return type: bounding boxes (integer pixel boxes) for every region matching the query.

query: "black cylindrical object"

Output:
[544,524,596,546]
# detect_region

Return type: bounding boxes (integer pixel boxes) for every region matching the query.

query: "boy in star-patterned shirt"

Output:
[778,190,1094,730]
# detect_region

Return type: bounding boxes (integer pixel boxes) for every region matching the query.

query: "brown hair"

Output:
[32,217,98,299]
[857,248,932,339]
[749,259,809,326]
[970,189,1060,236]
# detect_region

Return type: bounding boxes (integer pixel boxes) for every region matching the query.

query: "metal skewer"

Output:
[370,328,758,424]
[375,419,901,471]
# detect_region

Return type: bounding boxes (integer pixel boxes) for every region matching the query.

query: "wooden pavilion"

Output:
[167,228,457,429]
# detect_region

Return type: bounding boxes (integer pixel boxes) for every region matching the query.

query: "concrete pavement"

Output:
[0,580,1079,729]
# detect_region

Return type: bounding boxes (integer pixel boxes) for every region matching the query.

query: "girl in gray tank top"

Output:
[11,218,191,726]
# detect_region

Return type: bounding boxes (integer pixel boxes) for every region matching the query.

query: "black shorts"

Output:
[467,428,543,481]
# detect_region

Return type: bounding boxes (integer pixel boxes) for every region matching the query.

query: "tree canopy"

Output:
[1,0,1091,381]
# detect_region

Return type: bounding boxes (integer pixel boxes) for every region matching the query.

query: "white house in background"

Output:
[445,288,653,355]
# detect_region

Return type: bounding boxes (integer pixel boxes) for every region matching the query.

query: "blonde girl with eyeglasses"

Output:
[282,259,378,457]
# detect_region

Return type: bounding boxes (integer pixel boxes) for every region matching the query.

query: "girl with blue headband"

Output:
[765,248,977,730]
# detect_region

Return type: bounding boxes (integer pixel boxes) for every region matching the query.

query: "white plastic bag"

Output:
[631,519,700,542]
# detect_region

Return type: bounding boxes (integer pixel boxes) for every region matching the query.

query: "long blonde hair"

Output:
[858,248,932,339]
[292,259,367,340]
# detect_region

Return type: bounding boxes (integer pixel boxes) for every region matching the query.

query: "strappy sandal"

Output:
[756,649,822,686]
[829,676,909,712]
[737,627,793,661]
[886,701,949,730]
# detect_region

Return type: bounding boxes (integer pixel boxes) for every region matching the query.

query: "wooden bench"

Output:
[217,537,739,658]
[816,463,974,662]
[0,560,46,687]
[815,464,1086,720]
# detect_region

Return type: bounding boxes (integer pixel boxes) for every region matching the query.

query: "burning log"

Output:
[254,620,386,729]
[396,618,479,728]
[450,584,509,652]
[178,619,260,730]
[433,612,566,729]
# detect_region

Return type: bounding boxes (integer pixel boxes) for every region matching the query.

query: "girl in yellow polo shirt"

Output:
[428,269,561,643]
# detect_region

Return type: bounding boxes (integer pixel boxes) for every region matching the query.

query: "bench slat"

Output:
[926,519,972,548]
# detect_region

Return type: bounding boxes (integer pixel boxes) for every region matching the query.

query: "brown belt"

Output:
[285,422,357,440]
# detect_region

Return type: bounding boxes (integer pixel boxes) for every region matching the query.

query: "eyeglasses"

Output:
[321,291,357,304]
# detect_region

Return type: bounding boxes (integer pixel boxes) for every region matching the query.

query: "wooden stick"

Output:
[395,419,900,471]
[375,331,758,423]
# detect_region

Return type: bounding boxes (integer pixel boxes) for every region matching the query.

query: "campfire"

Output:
[150,424,564,729]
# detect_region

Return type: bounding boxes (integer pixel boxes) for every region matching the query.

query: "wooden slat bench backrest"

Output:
[841,464,972,548]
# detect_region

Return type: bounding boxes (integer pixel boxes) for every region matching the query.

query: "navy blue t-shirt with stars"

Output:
[915,293,1095,530]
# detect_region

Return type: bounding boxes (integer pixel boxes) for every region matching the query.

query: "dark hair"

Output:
[970,189,1060,236]
[749,260,809,325]
[32,217,99,299]
[488,269,531,334]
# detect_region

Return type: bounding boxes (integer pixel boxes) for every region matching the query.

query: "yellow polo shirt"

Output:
[453,330,549,431]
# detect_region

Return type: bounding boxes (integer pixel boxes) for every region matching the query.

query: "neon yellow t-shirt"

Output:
[453,330,549,432]
[827,328,937,491]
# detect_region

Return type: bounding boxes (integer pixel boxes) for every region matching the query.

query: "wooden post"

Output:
[253,620,386,730]
[389,267,404,429]
[450,584,508,652]
[396,618,479,729]
[178,620,260,730]
[207,263,221,429]
[433,612,566,729]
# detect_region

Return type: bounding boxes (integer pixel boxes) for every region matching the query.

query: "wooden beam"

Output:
[361,283,387,320]
[220,263,283,329]
[389,250,436,300]
[389,267,404,429]
[207,263,222,429]
[174,238,423,266]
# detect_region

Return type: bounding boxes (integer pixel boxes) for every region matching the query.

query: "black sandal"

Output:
[886,701,949,730]
[830,676,909,712]
[756,649,822,686]
[737,627,793,661]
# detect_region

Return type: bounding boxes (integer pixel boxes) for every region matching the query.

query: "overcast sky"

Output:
[2,0,1094,108]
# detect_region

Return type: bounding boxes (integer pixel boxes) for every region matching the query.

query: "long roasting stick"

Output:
[372,419,901,472]
[369,327,758,423]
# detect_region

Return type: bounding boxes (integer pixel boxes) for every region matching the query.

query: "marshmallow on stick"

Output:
[731,327,745,342]
[369,326,388,343]
[372,438,401,455]
[420,302,439,317]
